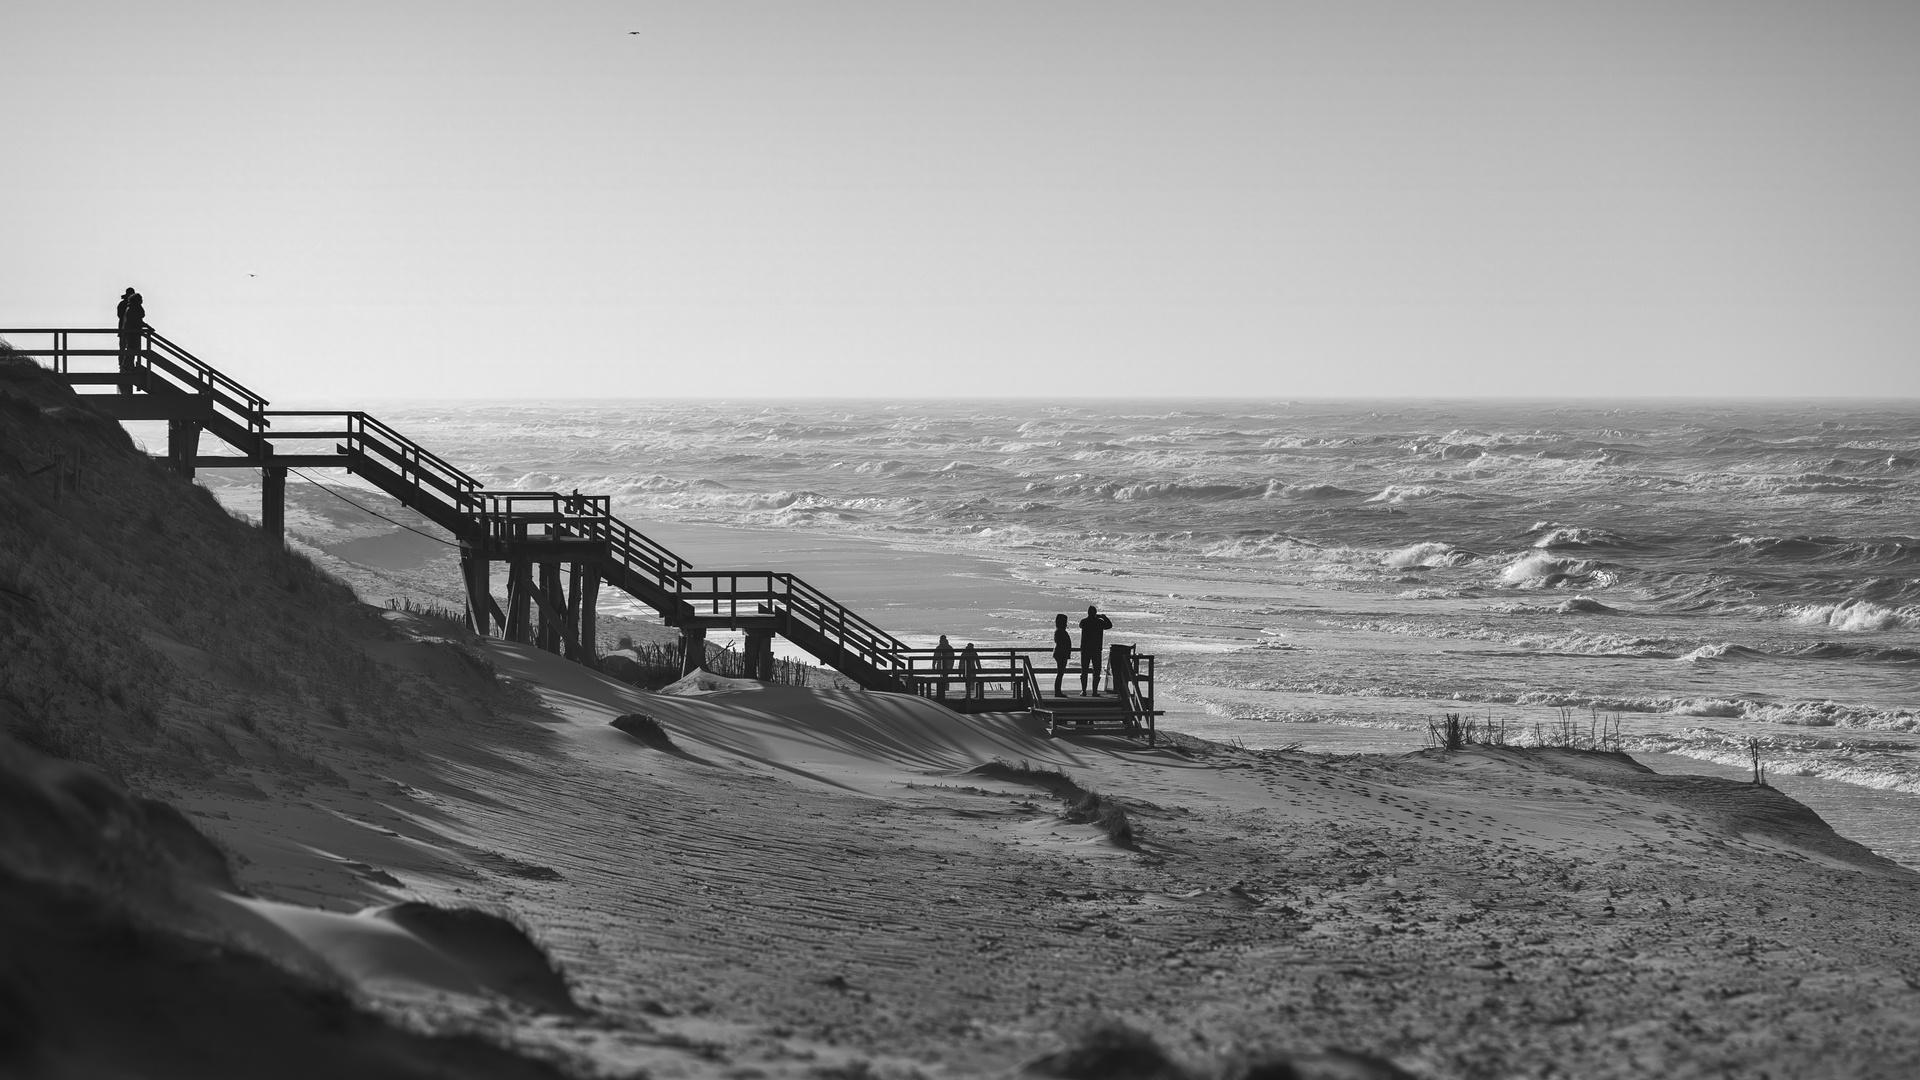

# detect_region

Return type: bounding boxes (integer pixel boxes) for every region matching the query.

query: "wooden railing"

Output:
[896,647,1157,710]
[3,327,269,438]
[896,647,1074,703]
[1020,655,1045,708]
[259,410,481,524]
[675,570,910,675]
[1112,646,1159,731]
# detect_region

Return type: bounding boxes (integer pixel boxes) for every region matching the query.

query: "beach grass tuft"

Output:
[970,759,1136,847]
[612,712,676,751]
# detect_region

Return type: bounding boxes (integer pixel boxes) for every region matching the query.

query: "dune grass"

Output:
[968,759,1136,847]
[611,712,676,752]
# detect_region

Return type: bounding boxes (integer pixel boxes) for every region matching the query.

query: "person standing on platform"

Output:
[960,642,983,701]
[116,288,145,394]
[932,634,955,699]
[1052,613,1073,697]
[1079,604,1112,695]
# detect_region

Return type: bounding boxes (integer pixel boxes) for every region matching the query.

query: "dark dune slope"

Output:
[0,349,576,1077]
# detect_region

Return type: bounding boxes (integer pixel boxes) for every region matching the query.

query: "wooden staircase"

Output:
[2,325,1159,736]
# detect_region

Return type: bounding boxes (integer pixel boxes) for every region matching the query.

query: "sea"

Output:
[181,399,1920,865]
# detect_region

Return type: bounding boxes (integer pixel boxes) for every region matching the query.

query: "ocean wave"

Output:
[1641,741,1920,795]
[1112,481,1266,502]
[1366,485,1441,504]
[1557,596,1616,614]
[610,474,734,495]
[1786,601,1920,632]
[1530,526,1633,549]
[1499,631,1679,658]
[1383,542,1473,568]
[1264,481,1358,500]
[1200,535,1356,563]
[1499,553,1612,589]
[1793,642,1920,663]
[1675,643,1768,663]
[1722,534,1920,568]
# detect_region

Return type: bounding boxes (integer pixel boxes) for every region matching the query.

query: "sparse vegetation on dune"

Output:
[970,759,1136,847]
[1425,708,1627,753]
[611,711,676,751]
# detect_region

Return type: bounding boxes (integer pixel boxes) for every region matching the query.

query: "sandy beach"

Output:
[139,623,1920,1078]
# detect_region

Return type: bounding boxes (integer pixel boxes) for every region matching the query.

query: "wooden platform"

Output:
[1030,694,1155,744]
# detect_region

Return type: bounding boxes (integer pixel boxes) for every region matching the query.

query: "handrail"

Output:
[4,327,270,439]
[148,330,268,425]
[1020,655,1043,710]
[675,569,911,675]
[349,413,478,497]
[259,409,481,514]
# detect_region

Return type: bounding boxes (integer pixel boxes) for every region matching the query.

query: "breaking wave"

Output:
[1499,553,1613,589]
[1786,601,1920,633]
[1383,542,1473,568]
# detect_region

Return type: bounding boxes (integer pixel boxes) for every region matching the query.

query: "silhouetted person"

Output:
[1052,613,1073,697]
[116,287,145,394]
[932,634,955,699]
[960,642,982,701]
[1079,605,1112,695]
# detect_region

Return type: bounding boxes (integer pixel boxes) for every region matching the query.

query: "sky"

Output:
[3,1,1917,400]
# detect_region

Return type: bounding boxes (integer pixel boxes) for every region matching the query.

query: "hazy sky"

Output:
[4,1,1917,399]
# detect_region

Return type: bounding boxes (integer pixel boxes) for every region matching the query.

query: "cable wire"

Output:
[287,467,457,548]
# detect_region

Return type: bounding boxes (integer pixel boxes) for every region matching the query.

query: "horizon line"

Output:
[287,393,1920,405]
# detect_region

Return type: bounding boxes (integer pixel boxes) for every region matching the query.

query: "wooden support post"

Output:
[742,630,763,680]
[461,547,491,637]
[506,559,534,644]
[680,624,707,676]
[579,568,600,668]
[536,563,563,654]
[168,420,200,479]
[261,465,286,546]
[565,563,583,662]
[525,572,582,659]
[744,628,775,681]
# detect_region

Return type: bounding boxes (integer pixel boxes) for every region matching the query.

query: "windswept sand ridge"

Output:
[0,724,575,1079]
